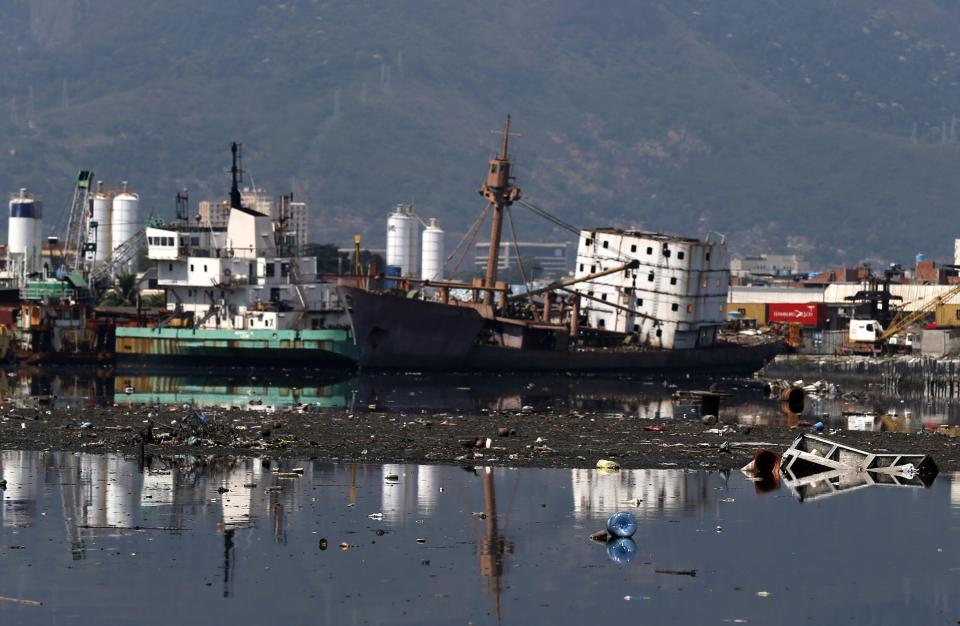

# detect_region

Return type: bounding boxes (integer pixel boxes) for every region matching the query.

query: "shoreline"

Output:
[2,405,958,471]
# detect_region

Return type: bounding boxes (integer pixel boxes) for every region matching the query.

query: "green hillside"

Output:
[1,0,959,265]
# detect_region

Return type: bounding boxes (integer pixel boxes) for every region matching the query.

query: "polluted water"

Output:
[0,450,957,625]
[12,367,960,432]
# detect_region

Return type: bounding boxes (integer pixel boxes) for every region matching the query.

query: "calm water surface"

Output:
[11,367,960,430]
[0,450,957,625]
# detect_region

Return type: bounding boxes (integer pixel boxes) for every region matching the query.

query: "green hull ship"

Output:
[112,368,354,408]
[115,327,356,367]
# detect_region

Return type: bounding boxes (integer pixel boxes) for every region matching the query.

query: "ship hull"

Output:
[341,287,784,372]
[114,327,357,368]
[339,286,486,369]
[464,341,783,373]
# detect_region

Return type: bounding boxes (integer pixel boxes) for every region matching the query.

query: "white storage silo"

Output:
[8,188,43,274]
[420,218,444,281]
[408,213,420,278]
[111,182,139,266]
[1,450,38,528]
[105,456,139,528]
[386,204,416,276]
[91,183,112,264]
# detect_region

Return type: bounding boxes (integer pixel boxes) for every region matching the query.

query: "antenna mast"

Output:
[175,189,189,224]
[229,142,243,210]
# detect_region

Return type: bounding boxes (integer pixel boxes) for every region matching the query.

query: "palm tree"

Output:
[100,272,139,307]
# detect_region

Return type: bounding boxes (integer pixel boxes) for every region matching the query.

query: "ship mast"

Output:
[229,142,243,210]
[479,114,521,304]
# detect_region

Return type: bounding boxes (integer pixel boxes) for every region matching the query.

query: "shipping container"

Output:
[729,302,767,325]
[935,304,960,328]
[768,302,827,328]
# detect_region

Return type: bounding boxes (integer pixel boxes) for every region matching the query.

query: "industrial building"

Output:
[474,241,571,276]
[198,188,308,250]
[730,254,810,279]
[6,189,44,280]
[385,204,446,281]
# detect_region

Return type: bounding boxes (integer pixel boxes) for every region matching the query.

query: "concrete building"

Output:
[199,188,309,250]
[730,254,810,279]
[474,241,571,276]
[570,229,729,349]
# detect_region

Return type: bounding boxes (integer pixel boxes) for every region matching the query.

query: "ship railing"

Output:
[19,285,85,302]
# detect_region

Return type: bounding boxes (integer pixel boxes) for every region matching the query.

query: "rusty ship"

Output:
[340,115,783,372]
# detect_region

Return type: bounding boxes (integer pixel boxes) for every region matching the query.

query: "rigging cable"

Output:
[445,202,491,275]
[505,205,539,320]
[516,199,581,236]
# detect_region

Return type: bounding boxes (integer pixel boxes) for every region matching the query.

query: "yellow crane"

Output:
[877,282,960,342]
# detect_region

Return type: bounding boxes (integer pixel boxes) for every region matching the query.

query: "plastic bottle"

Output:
[606,511,638,538]
[606,537,637,564]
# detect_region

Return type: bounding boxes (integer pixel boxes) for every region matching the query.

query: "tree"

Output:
[99,272,139,306]
[302,242,345,274]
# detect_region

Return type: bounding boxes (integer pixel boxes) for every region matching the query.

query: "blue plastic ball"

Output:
[606,510,638,538]
[606,537,637,564]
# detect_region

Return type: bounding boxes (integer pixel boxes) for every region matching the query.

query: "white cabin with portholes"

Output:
[571,229,730,349]
[145,207,347,330]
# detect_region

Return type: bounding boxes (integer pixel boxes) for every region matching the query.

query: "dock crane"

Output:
[847,281,960,351]
[63,170,95,272]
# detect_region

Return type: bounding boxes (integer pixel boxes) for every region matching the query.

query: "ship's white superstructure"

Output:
[146,205,347,330]
[571,229,729,349]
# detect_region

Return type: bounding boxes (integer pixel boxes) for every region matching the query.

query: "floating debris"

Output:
[596,459,620,471]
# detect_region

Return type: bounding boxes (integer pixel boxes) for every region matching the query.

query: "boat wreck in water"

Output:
[340,115,783,372]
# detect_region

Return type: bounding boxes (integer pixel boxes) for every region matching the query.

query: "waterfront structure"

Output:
[111,182,139,270]
[198,188,309,250]
[145,205,345,332]
[386,204,420,277]
[730,254,810,279]
[474,241,571,276]
[571,229,730,349]
[421,218,445,281]
[341,115,781,370]
[117,144,355,366]
[90,184,112,265]
[7,189,43,279]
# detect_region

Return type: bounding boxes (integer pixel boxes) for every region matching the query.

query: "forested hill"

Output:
[1,0,960,264]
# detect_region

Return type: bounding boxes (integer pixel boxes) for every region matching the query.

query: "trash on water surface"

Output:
[778,433,939,502]
[606,511,638,538]
[606,537,637,564]
[596,459,620,471]
[741,448,782,493]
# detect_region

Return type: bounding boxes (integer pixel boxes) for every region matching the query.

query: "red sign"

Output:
[768,302,826,328]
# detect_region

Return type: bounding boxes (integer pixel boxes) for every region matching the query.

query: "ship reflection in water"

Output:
[0,451,954,625]
[6,367,960,429]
